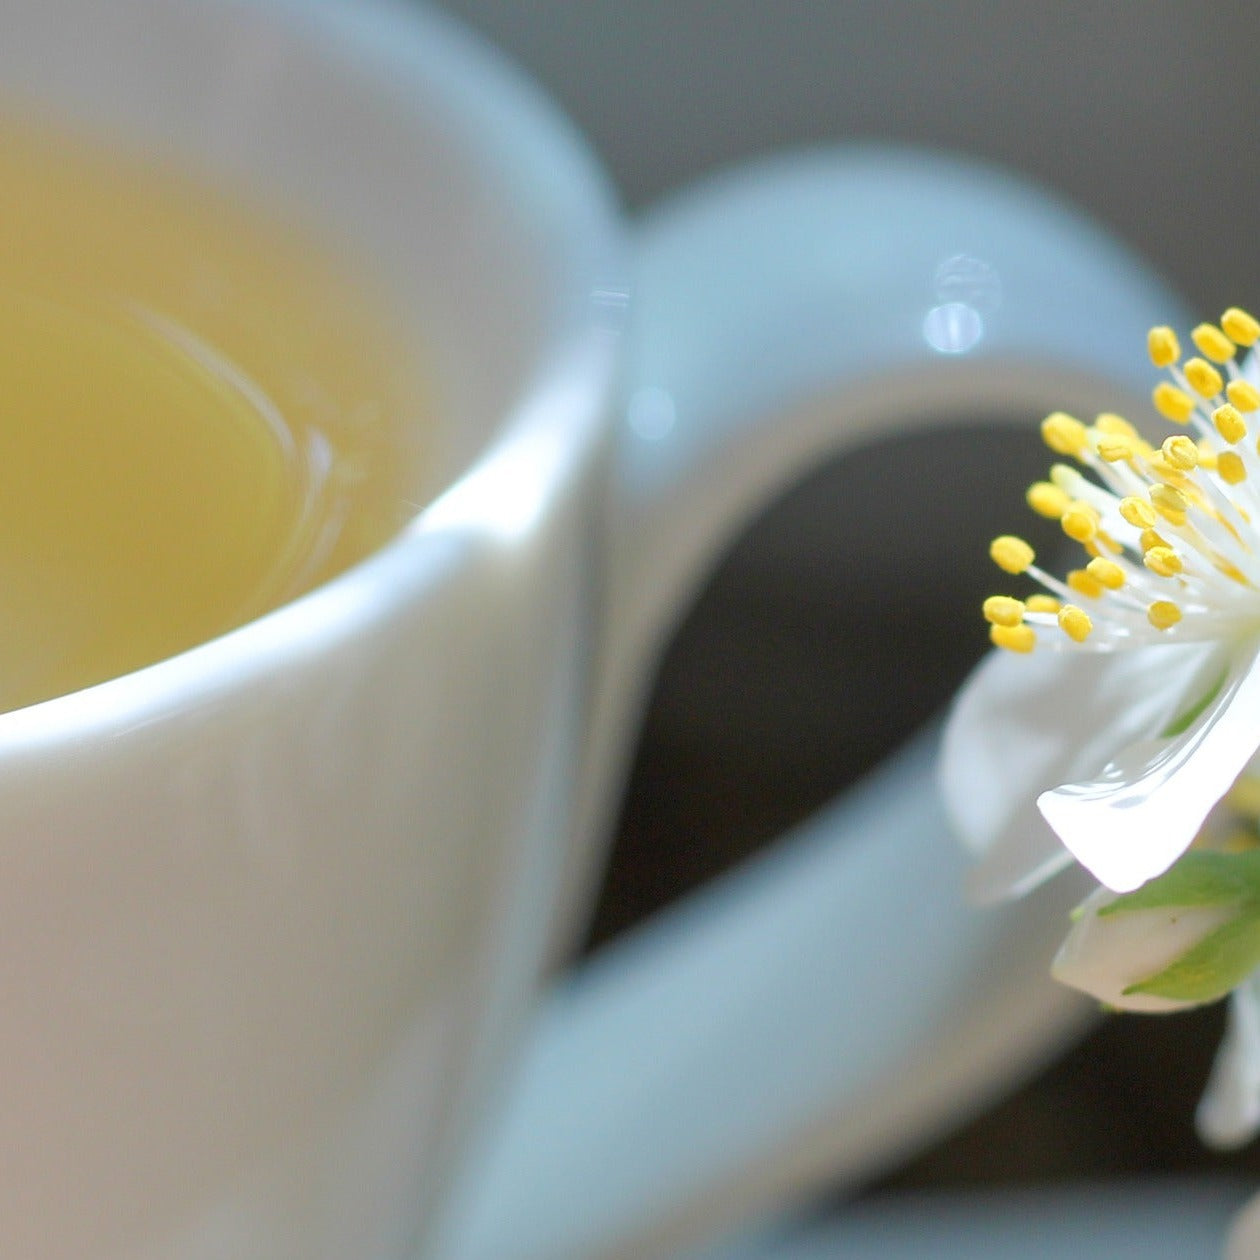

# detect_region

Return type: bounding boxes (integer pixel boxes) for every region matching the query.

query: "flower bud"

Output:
[1053,884,1236,1012]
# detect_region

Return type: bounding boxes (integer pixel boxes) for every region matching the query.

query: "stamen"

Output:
[1161,435,1199,470]
[1041,412,1089,457]
[1223,307,1260,347]
[990,623,1036,653]
[1150,483,1190,525]
[1027,481,1070,518]
[990,535,1034,575]
[1184,357,1225,399]
[1229,379,1260,412]
[1086,557,1125,589]
[1058,605,1093,642]
[982,595,1025,627]
[1214,557,1252,586]
[1144,546,1184,577]
[1154,382,1196,423]
[1218,451,1248,484]
[1214,404,1248,444]
[1061,500,1100,543]
[1148,325,1180,367]
[1096,413,1139,440]
[1097,435,1135,462]
[1192,323,1236,364]
[1120,496,1158,529]
[1048,462,1077,491]
[1067,568,1105,599]
[981,308,1260,654]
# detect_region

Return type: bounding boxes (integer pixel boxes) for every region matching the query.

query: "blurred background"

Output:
[425,0,1260,1244]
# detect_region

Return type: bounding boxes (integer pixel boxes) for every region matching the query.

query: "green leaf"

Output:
[1097,850,1260,916]
[1160,668,1227,738]
[1123,908,1260,1005]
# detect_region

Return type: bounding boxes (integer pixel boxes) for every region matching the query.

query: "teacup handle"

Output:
[438,147,1187,1260]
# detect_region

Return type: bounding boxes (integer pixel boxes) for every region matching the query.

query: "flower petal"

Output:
[1051,884,1232,1013]
[1197,969,1260,1150]
[1040,644,1260,894]
[941,640,1220,901]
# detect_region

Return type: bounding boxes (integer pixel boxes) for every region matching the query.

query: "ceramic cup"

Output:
[0,2,1186,1258]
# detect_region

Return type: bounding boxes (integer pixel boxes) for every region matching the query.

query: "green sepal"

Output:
[1123,909,1260,1004]
[1097,850,1260,917]
[1096,849,1260,1006]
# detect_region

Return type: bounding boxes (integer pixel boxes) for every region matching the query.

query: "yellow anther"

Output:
[1214,404,1248,444]
[1067,568,1104,599]
[1198,441,1219,471]
[1218,450,1248,485]
[990,535,1034,574]
[1160,434,1199,470]
[982,595,1026,628]
[1228,379,1260,412]
[1026,594,1062,614]
[1061,500,1100,543]
[1057,604,1093,643]
[1140,528,1170,553]
[1185,357,1225,399]
[1153,381,1196,423]
[1150,483,1190,523]
[1096,435,1135,462]
[1144,546,1184,578]
[1041,412,1089,456]
[1147,600,1183,630]
[1048,463,1079,490]
[1223,307,1260,347]
[1147,325,1180,368]
[1192,323,1236,364]
[1119,496,1157,529]
[1146,454,1181,482]
[990,623,1036,653]
[1026,481,1070,518]
[1086,557,1125,590]
[1095,413,1138,439]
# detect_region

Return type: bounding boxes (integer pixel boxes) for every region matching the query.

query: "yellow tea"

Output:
[0,117,429,712]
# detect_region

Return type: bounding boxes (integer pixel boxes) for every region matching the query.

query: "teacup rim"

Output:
[0,0,623,749]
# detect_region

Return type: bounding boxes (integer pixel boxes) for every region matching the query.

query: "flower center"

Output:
[985,306,1260,652]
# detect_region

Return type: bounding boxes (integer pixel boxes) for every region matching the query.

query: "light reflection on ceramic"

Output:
[626,385,679,442]
[923,300,985,354]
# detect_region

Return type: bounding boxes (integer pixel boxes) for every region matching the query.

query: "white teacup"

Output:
[0,2,1187,1258]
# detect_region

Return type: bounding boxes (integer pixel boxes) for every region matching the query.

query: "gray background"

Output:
[428,0,1260,1227]
[433,0,1251,317]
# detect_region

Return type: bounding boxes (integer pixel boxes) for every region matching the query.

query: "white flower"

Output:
[942,307,1260,1150]
[943,308,1260,900]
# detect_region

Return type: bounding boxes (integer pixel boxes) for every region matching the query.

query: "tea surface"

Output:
[0,117,429,711]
